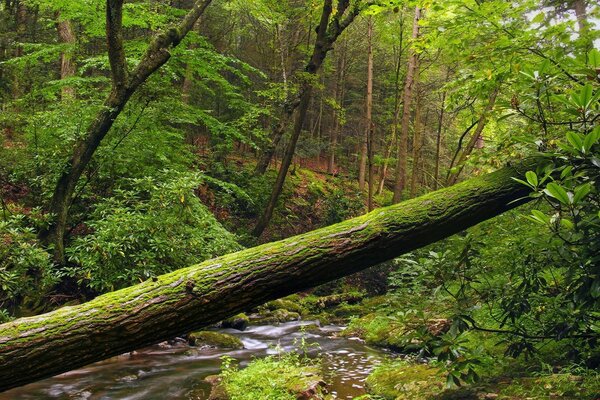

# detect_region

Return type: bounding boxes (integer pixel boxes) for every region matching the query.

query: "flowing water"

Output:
[1,321,391,400]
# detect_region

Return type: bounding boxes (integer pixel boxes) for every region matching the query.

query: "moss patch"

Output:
[188,331,244,349]
[366,361,443,399]
[221,355,326,400]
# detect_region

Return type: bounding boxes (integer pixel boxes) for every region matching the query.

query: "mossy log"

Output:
[0,162,533,391]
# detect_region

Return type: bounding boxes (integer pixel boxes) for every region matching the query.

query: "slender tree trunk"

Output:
[377,15,404,195]
[365,16,374,209]
[56,15,76,100]
[328,42,347,174]
[410,77,422,197]
[254,111,294,175]
[447,87,499,186]
[358,17,373,192]
[0,160,537,392]
[392,6,421,203]
[434,88,447,190]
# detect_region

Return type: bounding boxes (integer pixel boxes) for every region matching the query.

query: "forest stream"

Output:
[0,321,390,400]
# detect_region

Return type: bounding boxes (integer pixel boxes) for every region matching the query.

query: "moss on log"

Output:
[0,162,534,391]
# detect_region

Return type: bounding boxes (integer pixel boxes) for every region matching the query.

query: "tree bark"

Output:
[392,6,421,203]
[40,0,214,263]
[0,160,536,392]
[410,76,422,197]
[434,81,448,190]
[56,15,76,100]
[377,14,404,195]
[328,41,347,174]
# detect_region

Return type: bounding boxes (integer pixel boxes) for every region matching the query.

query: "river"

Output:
[0,320,391,399]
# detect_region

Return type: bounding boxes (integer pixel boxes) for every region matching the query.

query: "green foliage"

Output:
[66,171,241,292]
[0,212,56,311]
[323,186,364,225]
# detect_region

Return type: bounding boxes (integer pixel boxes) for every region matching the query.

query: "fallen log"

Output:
[0,161,534,391]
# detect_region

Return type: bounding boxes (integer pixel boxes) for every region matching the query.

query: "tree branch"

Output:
[106,0,128,91]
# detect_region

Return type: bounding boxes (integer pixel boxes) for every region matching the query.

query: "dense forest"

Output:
[0,0,599,399]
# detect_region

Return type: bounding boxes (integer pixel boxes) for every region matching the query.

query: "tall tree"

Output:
[410,71,422,197]
[365,16,375,209]
[56,14,76,100]
[392,6,420,203]
[328,39,348,174]
[377,11,405,195]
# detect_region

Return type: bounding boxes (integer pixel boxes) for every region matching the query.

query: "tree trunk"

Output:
[392,6,421,203]
[0,160,536,392]
[434,87,447,190]
[254,111,293,175]
[410,77,422,197]
[365,16,374,210]
[328,42,347,174]
[377,14,404,195]
[56,15,76,100]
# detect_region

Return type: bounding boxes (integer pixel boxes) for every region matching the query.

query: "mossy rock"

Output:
[332,303,366,318]
[252,309,301,324]
[366,361,443,400]
[188,331,243,349]
[219,313,250,331]
[264,298,307,315]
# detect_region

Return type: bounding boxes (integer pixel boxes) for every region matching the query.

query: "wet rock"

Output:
[294,378,327,400]
[219,313,249,331]
[188,331,244,349]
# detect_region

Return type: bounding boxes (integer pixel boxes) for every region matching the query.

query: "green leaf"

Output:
[528,210,550,225]
[512,177,533,189]
[560,165,573,179]
[532,12,545,24]
[525,171,538,187]
[544,182,571,205]
[580,84,593,109]
[583,130,600,153]
[589,49,600,68]
[560,218,574,230]
[573,183,592,205]
[566,132,584,152]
